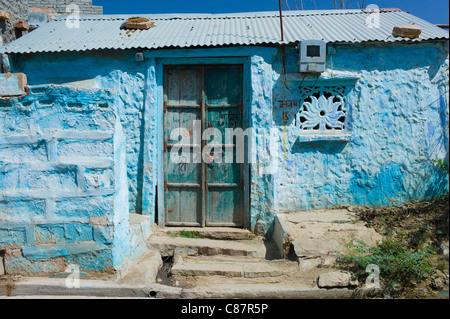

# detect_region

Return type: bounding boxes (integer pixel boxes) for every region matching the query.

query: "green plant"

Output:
[338,238,437,288]
[170,230,204,239]
[433,159,449,173]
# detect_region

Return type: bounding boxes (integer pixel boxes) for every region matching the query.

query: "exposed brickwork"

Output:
[0,0,28,44]
[1,1,103,45]
[0,85,130,275]
[26,0,103,15]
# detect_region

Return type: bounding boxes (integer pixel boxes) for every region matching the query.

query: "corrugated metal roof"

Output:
[4,9,449,54]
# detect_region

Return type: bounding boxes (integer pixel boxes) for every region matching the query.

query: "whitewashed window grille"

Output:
[296,85,350,131]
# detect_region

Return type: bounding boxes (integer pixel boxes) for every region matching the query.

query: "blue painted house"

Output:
[0,9,449,275]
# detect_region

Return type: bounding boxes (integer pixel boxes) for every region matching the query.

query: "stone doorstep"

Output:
[171,255,293,278]
[274,209,383,261]
[147,235,266,258]
[159,226,255,241]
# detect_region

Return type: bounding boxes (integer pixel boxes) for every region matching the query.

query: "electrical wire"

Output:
[284,0,290,10]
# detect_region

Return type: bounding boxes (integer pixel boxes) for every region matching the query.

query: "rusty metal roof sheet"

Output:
[4,9,449,54]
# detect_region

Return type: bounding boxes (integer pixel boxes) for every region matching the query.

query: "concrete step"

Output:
[0,277,355,299]
[274,209,383,260]
[147,235,266,258]
[129,213,153,262]
[159,227,255,241]
[1,277,181,299]
[118,247,162,285]
[171,255,295,278]
[182,284,355,299]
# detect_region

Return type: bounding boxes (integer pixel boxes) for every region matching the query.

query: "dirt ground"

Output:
[347,195,449,298]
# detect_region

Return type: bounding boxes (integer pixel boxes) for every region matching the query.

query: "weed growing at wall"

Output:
[433,159,449,174]
[338,238,437,290]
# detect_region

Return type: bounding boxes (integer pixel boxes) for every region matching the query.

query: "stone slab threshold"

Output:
[156,226,255,241]
[171,255,295,278]
[272,208,383,259]
[148,235,267,258]
[0,277,355,299]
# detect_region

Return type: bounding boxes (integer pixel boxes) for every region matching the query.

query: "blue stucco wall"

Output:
[270,42,449,221]
[9,51,152,216]
[0,85,132,275]
[7,41,449,238]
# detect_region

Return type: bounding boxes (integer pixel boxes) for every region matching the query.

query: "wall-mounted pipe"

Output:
[278,0,284,42]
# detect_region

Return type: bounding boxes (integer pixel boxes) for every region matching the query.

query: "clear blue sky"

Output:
[94,0,448,24]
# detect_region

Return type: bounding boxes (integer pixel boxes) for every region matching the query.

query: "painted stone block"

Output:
[54,196,114,218]
[25,169,78,191]
[57,140,114,158]
[0,228,27,247]
[0,200,46,220]
[34,223,94,245]
[0,143,47,162]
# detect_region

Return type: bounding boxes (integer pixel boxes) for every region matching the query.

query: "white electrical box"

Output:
[299,40,326,73]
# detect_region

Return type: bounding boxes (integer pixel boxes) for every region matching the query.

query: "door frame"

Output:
[156,57,251,229]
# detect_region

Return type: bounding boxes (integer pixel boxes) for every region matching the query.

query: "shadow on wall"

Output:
[9,50,144,86]
[291,139,348,155]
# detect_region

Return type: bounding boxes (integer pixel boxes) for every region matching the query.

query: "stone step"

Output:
[274,209,383,260]
[147,235,266,258]
[171,255,295,278]
[129,213,153,260]
[1,277,355,299]
[159,227,255,241]
[118,247,162,285]
[181,284,355,299]
[1,277,182,299]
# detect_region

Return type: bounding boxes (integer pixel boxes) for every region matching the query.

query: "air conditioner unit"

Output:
[299,40,326,73]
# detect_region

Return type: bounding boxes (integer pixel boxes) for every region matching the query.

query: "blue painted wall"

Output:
[271,42,449,220]
[0,85,132,274]
[9,51,152,216]
[6,40,449,241]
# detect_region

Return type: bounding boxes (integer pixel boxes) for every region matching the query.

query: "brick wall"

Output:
[1,0,102,45]
[0,85,130,275]
[26,0,103,15]
[0,0,28,44]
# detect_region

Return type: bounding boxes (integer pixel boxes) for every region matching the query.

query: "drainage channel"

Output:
[156,256,175,286]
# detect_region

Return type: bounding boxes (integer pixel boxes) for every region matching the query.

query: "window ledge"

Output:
[296,132,352,143]
[285,70,361,83]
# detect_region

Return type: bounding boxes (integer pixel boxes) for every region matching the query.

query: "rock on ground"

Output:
[317,271,358,288]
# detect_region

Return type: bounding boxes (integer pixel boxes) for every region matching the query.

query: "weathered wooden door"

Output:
[163,65,245,227]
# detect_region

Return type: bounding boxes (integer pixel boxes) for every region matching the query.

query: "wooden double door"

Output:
[163,65,246,227]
